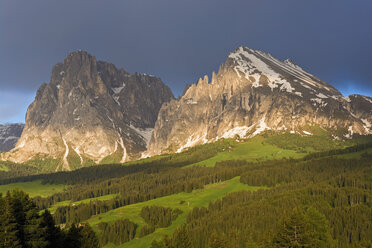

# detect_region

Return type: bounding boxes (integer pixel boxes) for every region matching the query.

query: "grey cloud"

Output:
[0,0,371,100]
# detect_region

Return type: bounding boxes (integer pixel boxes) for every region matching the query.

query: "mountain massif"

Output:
[0,124,24,152]
[147,46,372,155]
[2,46,372,170]
[1,51,173,170]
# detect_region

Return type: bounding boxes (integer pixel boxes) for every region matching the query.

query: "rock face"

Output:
[0,124,24,152]
[147,46,372,156]
[2,51,173,170]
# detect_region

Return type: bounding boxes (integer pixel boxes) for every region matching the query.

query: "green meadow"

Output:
[47,194,120,213]
[86,177,265,248]
[185,136,305,168]
[0,180,66,197]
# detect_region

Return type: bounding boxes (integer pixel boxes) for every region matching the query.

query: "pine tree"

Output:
[1,192,22,248]
[150,239,167,248]
[79,224,99,248]
[65,224,81,248]
[173,224,191,248]
[272,209,311,248]
[208,230,228,248]
[304,207,333,248]
[40,209,63,248]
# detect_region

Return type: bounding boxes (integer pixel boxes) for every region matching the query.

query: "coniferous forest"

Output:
[0,137,372,247]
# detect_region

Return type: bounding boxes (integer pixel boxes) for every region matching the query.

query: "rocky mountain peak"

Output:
[147,46,372,156]
[2,51,174,170]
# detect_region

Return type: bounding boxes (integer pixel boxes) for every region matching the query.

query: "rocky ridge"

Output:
[1,51,174,170]
[147,46,372,156]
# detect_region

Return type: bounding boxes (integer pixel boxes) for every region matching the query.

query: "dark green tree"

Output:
[304,207,333,248]
[173,224,191,248]
[272,209,311,248]
[150,239,167,248]
[208,231,228,248]
[1,192,22,248]
[39,209,63,248]
[79,224,99,248]
[65,224,81,248]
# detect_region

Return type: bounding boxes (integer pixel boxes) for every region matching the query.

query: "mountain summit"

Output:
[147,46,372,155]
[2,51,174,170]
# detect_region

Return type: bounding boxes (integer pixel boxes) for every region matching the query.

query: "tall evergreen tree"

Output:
[1,192,22,248]
[272,209,311,248]
[304,207,333,248]
[208,231,228,248]
[79,225,99,248]
[64,224,81,248]
[39,210,63,248]
[173,224,191,248]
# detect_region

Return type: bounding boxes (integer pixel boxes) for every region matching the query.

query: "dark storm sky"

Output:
[1,0,372,123]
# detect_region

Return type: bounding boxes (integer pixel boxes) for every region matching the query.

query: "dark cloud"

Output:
[0,0,371,123]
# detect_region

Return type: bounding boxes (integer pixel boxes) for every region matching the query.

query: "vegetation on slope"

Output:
[1,133,372,247]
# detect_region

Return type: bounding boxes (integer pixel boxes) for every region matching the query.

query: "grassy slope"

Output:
[185,136,305,168]
[334,147,372,159]
[0,162,9,172]
[47,194,120,213]
[86,177,264,248]
[0,180,66,197]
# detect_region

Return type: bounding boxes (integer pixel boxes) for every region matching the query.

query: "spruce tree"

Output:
[272,209,311,248]
[172,224,191,248]
[1,192,22,248]
[208,231,228,248]
[65,224,81,248]
[79,224,99,248]
[304,207,333,248]
[40,209,63,248]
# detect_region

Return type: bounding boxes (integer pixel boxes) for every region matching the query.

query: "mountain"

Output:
[1,51,173,170]
[147,46,372,156]
[0,124,24,152]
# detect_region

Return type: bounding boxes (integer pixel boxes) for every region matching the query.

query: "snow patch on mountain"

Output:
[344,126,354,139]
[311,98,328,108]
[229,47,295,93]
[111,82,126,105]
[130,125,154,147]
[362,96,372,104]
[176,133,208,153]
[250,116,270,137]
[362,119,371,133]
[112,83,126,94]
[222,125,253,139]
[73,147,83,164]
[303,131,313,135]
[316,93,328,99]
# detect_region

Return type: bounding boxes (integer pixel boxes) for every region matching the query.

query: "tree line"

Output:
[0,190,99,248]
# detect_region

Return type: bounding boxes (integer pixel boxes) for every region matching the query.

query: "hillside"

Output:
[1,134,371,247]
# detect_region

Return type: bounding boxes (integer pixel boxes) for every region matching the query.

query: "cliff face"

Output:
[2,51,174,170]
[147,46,372,156]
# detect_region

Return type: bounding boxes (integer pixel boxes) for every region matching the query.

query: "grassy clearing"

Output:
[0,180,66,197]
[86,177,264,248]
[47,194,120,213]
[184,136,304,168]
[0,162,9,172]
[334,147,372,159]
